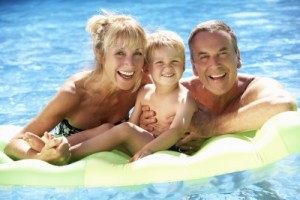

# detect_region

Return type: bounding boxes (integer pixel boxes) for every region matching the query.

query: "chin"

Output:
[119,84,135,91]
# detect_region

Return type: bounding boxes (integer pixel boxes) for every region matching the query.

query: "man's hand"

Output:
[139,105,157,131]
[176,106,214,154]
[139,105,175,132]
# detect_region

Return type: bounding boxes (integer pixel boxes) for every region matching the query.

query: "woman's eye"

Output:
[135,51,143,55]
[116,51,125,56]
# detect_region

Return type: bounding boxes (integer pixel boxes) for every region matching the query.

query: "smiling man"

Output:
[140,20,297,154]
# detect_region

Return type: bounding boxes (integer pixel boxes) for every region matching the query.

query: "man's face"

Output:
[190,30,241,95]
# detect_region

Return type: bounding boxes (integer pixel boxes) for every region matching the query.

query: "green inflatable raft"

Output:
[0,111,299,193]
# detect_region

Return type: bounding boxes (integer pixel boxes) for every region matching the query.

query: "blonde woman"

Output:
[4,11,149,165]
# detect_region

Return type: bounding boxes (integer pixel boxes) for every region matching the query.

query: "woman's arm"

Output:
[128,86,146,125]
[4,80,80,165]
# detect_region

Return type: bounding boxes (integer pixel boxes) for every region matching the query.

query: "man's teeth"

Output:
[209,73,226,79]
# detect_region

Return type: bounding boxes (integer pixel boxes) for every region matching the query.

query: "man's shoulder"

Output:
[181,76,201,86]
[238,74,280,87]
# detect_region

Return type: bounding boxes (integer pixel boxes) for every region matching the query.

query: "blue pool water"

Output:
[0,0,299,199]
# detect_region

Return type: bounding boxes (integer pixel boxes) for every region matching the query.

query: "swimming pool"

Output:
[0,0,299,199]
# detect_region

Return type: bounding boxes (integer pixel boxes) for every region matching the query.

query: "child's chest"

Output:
[142,93,179,123]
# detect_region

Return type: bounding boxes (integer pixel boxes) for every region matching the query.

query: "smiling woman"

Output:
[3,11,149,166]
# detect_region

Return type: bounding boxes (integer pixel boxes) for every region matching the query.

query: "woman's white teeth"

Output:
[119,71,134,76]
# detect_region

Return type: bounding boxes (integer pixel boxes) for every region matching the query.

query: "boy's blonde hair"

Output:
[86,11,147,92]
[146,30,185,68]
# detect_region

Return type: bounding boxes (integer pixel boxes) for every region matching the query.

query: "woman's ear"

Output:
[95,48,104,62]
[142,65,149,74]
[237,49,242,69]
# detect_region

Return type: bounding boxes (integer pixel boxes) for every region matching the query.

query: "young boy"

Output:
[26,30,198,163]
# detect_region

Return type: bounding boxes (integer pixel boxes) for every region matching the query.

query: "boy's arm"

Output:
[131,94,197,161]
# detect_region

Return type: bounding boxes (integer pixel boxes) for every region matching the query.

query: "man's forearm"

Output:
[211,96,297,136]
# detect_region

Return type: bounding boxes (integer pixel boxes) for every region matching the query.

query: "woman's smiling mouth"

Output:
[118,70,134,79]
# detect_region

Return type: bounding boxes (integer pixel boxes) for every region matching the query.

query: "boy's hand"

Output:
[129,149,153,163]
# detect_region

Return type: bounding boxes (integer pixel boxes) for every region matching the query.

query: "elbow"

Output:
[276,95,298,112]
[3,142,15,160]
[286,99,298,111]
[4,135,26,161]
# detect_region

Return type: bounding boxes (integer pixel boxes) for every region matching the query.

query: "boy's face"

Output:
[148,46,185,86]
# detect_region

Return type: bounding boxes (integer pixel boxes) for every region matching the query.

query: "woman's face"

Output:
[103,37,145,91]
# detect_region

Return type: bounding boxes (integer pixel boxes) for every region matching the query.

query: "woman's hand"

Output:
[23,132,46,152]
[39,135,70,165]
[24,132,71,165]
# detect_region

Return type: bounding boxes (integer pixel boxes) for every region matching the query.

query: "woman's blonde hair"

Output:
[86,10,147,92]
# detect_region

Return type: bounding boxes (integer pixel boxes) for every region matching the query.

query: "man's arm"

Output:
[186,77,297,138]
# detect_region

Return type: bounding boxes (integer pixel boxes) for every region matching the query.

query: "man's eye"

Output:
[199,56,208,60]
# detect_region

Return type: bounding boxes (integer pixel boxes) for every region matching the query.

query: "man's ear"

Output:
[191,59,199,76]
